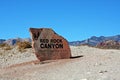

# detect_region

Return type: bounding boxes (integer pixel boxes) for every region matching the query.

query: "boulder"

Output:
[29,28,71,61]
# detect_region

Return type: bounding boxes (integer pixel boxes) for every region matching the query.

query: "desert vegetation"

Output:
[0,41,32,52]
[16,41,32,52]
[0,43,12,50]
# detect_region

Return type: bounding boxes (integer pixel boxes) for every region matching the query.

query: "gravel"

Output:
[0,46,120,80]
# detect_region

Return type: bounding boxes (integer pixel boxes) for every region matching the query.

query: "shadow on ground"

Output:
[70,55,84,59]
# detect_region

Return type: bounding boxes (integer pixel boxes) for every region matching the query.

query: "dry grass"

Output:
[0,43,7,47]
[0,43,12,50]
[16,41,32,52]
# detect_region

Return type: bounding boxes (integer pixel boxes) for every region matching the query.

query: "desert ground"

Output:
[0,46,120,80]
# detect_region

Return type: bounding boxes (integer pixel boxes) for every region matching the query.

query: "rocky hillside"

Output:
[96,40,120,49]
[69,35,120,46]
[1,35,120,47]
[0,38,31,45]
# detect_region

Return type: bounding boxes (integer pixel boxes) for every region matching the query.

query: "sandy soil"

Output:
[0,46,120,80]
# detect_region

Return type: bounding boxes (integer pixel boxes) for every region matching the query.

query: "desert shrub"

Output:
[0,43,7,47]
[79,43,94,47]
[0,43,12,50]
[17,41,32,52]
[0,52,3,56]
[4,46,12,50]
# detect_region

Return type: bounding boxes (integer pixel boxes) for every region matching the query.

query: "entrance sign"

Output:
[29,28,71,61]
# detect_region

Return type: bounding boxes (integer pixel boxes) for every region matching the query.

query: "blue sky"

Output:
[0,0,120,41]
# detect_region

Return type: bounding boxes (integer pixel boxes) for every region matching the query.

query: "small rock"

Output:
[99,70,108,74]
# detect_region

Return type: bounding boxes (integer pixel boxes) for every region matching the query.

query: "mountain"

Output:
[0,38,31,45]
[69,35,120,46]
[0,39,6,44]
[1,35,120,46]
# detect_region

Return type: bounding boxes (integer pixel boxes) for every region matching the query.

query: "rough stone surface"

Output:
[96,40,120,49]
[29,28,71,61]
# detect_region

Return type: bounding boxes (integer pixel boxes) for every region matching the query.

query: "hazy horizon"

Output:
[1,34,120,42]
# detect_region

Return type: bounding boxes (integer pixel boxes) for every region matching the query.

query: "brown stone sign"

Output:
[29,28,71,61]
